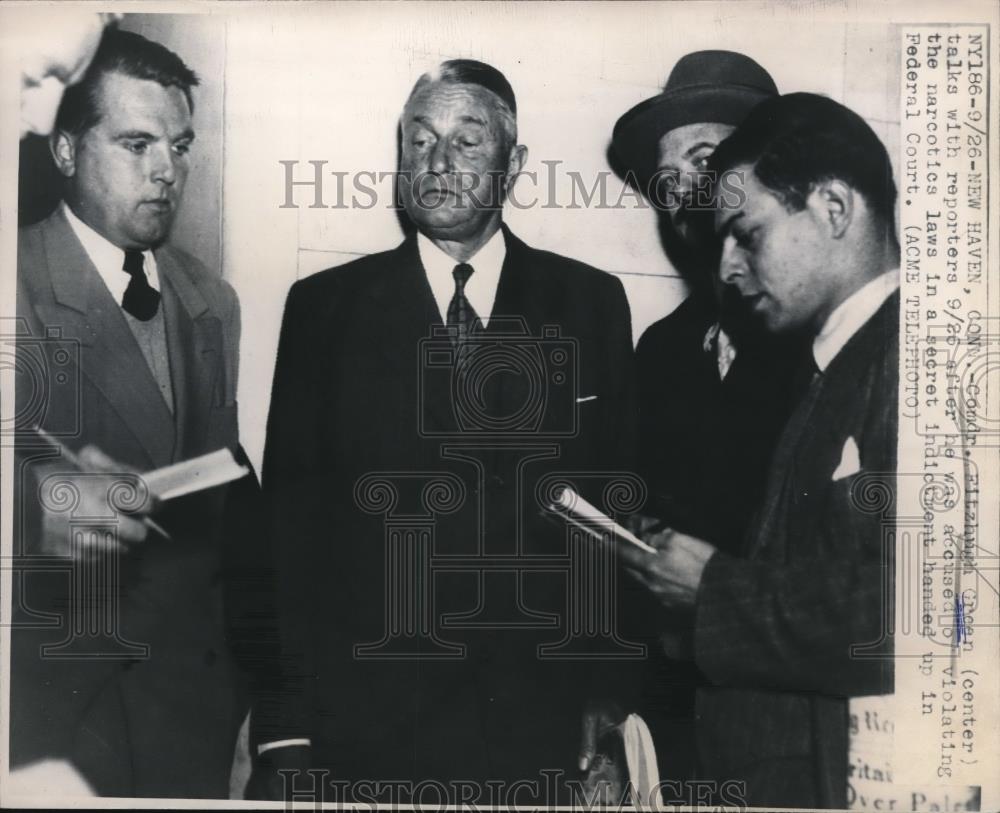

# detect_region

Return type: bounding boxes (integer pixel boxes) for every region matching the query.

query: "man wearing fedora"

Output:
[610,51,799,787]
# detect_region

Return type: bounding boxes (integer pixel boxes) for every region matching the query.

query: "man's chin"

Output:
[126,225,171,250]
[406,210,488,241]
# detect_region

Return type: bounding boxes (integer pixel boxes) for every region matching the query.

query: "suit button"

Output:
[204,649,217,666]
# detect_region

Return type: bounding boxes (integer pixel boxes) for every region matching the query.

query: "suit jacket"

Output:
[692,292,899,808]
[257,226,639,794]
[636,292,801,551]
[11,208,259,798]
[633,293,799,781]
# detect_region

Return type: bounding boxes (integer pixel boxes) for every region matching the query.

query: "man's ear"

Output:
[506,143,528,186]
[50,129,78,178]
[809,179,853,239]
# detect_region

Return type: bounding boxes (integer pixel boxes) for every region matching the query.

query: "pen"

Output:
[32,426,173,542]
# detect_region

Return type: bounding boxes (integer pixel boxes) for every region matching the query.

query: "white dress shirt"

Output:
[417,228,506,328]
[62,202,160,302]
[813,269,899,372]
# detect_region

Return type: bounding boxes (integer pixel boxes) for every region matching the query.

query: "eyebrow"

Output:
[683,141,717,160]
[115,130,158,140]
[115,128,196,141]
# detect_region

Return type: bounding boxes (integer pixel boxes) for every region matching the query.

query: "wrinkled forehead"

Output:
[403,80,508,131]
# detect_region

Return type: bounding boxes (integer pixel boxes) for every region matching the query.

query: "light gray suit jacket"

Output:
[12,207,250,798]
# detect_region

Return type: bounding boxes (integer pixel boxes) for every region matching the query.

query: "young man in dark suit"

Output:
[12,29,260,798]
[620,93,900,808]
[252,60,638,803]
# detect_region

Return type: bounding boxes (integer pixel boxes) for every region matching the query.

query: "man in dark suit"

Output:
[12,29,259,798]
[251,59,638,803]
[619,93,900,808]
[613,50,798,558]
[610,51,798,787]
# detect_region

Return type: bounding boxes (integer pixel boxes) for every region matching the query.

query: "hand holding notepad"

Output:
[549,487,656,553]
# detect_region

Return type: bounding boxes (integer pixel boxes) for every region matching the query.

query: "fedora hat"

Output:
[612,50,777,186]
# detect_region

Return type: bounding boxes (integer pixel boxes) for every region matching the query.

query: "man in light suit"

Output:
[12,29,261,798]
[620,93,900,808]
[251,59,638,803]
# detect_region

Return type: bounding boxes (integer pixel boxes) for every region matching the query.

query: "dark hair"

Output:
[55,28,199,135]
[710,92,898,242]
[425,59,517,115]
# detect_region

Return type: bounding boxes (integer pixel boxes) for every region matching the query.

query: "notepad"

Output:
[549,487,656,553]
[142,448,249,501]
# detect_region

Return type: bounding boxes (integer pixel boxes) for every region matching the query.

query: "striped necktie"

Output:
[447,262,479,347]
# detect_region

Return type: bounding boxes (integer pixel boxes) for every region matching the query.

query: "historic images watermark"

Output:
[277,162,748,213]
[275,769,748,810]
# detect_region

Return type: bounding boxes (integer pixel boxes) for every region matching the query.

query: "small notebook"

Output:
[142,448,249,501]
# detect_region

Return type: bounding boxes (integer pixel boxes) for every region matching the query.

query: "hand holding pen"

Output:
[33,426,170,554]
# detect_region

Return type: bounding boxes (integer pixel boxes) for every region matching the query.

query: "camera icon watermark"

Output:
[1,317,81,444]
[418,317,578,438]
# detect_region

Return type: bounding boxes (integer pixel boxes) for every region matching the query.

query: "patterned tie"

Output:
[447,263,479,347]
[121,249,160,321]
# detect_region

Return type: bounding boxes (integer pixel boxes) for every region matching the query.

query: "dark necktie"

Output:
[447,263,479,347]
[121,249,160,321]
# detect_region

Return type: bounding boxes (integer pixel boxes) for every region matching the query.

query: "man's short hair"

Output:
[710,92,898,242]
[405,58,518,147]
[55,28,199,136]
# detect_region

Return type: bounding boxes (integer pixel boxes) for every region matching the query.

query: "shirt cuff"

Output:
[257,738,311,756]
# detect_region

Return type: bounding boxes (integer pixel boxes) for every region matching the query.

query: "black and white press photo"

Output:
[0,2,997,810]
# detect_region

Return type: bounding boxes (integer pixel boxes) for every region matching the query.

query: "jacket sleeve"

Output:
[694,554,893,697]
[251,280,330,747]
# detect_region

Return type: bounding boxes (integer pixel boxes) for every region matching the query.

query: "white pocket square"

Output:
[576,395,598,403]
[832,436,861,481]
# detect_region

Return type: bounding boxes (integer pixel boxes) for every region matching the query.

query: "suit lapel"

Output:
[156,248,221,462]
[368,235,455,432]
[38,210,175,468]
[482,227,551,425]
[749,292,899,560]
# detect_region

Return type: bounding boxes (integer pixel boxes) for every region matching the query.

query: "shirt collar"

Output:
[417,227,506,327]
[61,202,160,305]
[813,269,899,372]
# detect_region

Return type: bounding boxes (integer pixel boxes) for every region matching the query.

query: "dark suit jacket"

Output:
[11,208,260,798]
[633,293,799,782]
[635,293,799,553]
[693,292,899,808]
[258,226,639,793]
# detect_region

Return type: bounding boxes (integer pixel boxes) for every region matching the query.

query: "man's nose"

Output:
[429,139,453,175]
[718,236,747,285]
[149,144,177,185]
